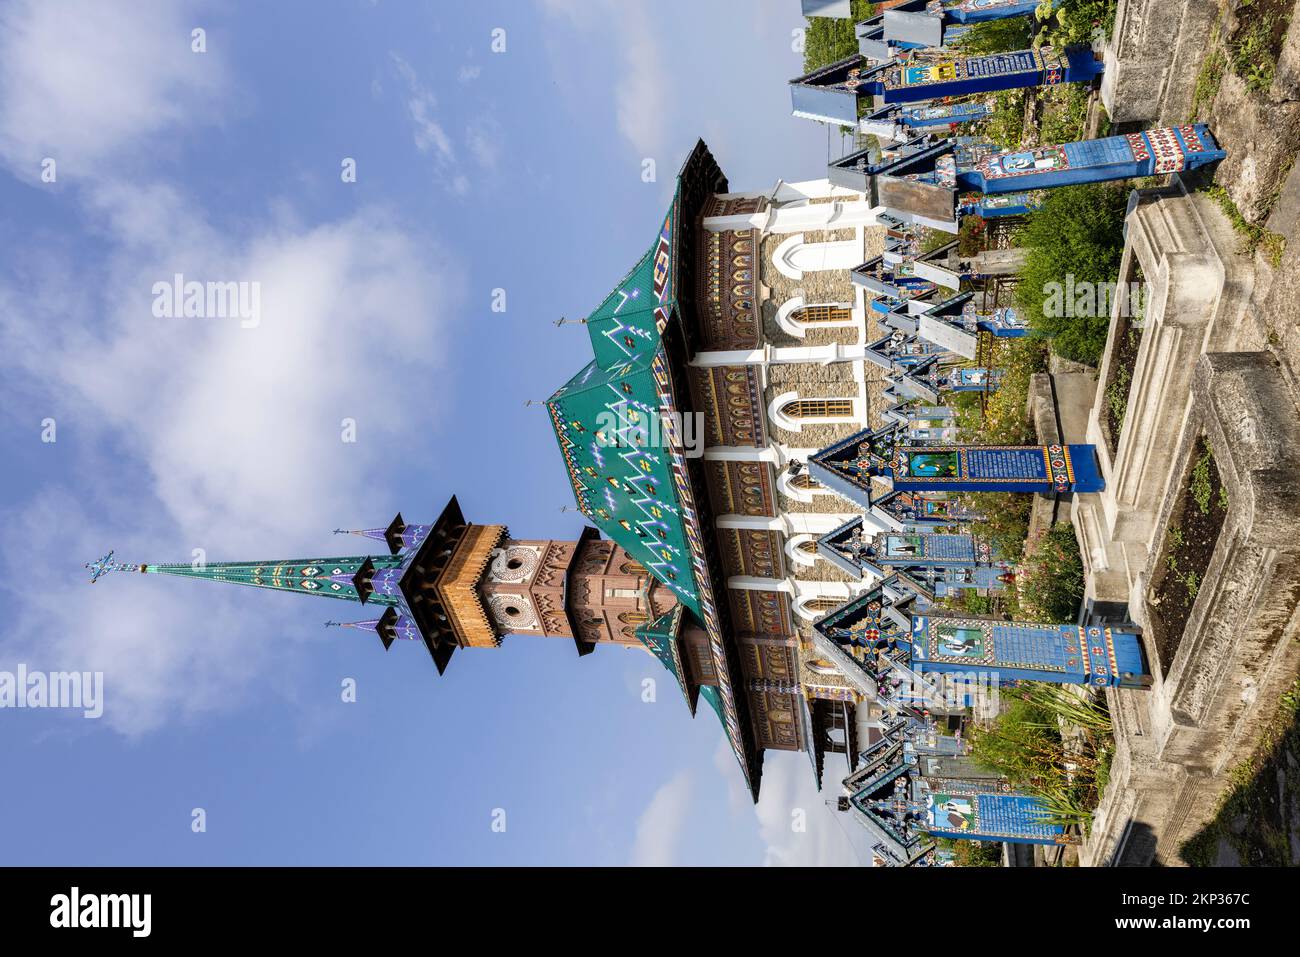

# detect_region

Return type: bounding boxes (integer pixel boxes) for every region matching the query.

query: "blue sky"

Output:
[0,0,873,866]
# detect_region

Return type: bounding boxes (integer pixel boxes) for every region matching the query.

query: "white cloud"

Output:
[0,0,226,177]
[534,0,589,23]
[389,52,501,192]
[0,6,464,735]
[629,769,694,866]
[0,184,463,734]
[390,53,455,161]
[751,750,872,866]
[0,491,270,736]
[709,736,871,865]
[466,118,502,171]
[534,0,671,160]
[5,180,458,546]
[612,11,670,160]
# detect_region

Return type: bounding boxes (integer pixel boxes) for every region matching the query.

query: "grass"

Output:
[918,227,955,255]
[1190,447,1223,516]
[979,89,1031,151]
[953,337,1048,448]
[1038,80,1091,146]
[1104,359,1132,433]
[1228,0,1292,94]
[1191,46,1226,119]
[932,836,1003,866]
[945,337,1050,587]
[1202,185,1287,266]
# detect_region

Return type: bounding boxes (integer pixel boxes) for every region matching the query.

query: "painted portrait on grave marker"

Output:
[930,794,974,831]
[902,450,961,478]
[935,623,985,658]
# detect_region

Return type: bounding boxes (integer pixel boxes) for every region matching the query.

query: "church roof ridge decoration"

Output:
[546,140,755,796]
[136,553,409,606]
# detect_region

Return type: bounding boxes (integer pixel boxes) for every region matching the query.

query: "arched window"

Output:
[797,305,851,324]
[798,540,819,555]
[791,473,821,491]
[618,612,649,626]
[804,597,844,612]
[781,399,854,420]
[620,560,647,575]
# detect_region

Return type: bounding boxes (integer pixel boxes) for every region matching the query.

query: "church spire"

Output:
[83,495,661,679]
[85,551,408,605]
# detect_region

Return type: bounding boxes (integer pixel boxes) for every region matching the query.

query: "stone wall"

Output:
[1101,0,1221,125]
[1075,176,1256,613]
[1077,181,1300,866]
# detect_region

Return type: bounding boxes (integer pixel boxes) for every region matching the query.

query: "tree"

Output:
[955,15,1035,54]
[802,1,879,73]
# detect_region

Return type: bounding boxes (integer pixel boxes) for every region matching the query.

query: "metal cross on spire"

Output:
[84,550,142,584]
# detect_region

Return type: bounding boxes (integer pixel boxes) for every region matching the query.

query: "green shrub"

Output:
[1038,80,1090,145]
[1228,0,1292,94]
[933,836,1004,866]
[968,682,1114,830]
[1014,183,1129,366]
[1202,185,1287,264]
[977,89,1030,150]
[954,337,1048,448]
[1014,522,1086,624]
[1039,0,1116,48]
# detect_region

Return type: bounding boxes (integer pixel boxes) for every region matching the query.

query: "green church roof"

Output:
[548,353,701,613]
[547,142,759,798]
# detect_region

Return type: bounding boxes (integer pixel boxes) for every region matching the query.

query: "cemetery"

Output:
[790,0,1300,865]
